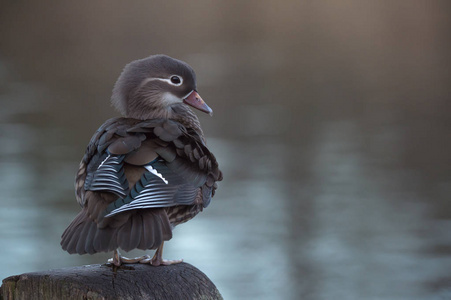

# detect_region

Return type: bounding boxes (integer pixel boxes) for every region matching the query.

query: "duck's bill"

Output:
[183,90,213,115]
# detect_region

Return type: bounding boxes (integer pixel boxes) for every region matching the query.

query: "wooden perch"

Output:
[1,262,222,300]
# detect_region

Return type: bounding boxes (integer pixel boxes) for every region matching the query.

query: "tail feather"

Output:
[127,213,143,251]
[117,217,132,251]
[84,221,98,254]
[61,210,88,254]
[75,218,93,254]
[139,214,153,249]
[150,215,162,250]
[93,225,115,252]
[61,208,173,254]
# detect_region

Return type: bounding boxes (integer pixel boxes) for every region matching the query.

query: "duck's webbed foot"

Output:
[139,242,183,266]
[108,249,150,266]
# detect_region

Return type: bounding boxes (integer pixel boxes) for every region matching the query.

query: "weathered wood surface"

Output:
[1,262,222,300]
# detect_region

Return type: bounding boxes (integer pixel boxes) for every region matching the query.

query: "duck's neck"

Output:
[126,103,204,138]
[126,106,172,120]
[170,104,205,138]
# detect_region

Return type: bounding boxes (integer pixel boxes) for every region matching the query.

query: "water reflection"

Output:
[1,1,451,299]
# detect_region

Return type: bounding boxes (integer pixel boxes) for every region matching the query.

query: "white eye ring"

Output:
[169,75,183,86]
[139,76,184,88]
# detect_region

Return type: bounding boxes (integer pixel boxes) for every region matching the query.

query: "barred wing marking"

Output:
[104,160,198,217]
[84,153,129,198]
[145,164,168,184]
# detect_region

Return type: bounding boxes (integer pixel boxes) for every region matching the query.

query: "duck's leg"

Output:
[108,249,150,266]
[140,242,183,266]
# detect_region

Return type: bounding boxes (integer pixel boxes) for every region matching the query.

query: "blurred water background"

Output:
[0,1,450,299]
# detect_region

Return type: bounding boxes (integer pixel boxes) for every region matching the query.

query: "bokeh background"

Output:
[1,1,450,299]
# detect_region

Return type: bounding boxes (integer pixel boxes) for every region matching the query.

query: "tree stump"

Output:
[0,262,222,300]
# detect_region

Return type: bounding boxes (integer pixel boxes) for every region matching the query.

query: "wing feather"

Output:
[64,117,222,254]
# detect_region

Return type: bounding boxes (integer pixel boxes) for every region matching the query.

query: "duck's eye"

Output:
[170,75,182,85]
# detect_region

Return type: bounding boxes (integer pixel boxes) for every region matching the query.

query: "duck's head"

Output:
[111,54,212,119]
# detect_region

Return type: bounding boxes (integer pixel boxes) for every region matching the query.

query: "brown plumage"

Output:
[61,55,222,265]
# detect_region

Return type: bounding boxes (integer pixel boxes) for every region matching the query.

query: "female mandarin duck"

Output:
[61,55,222,266]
